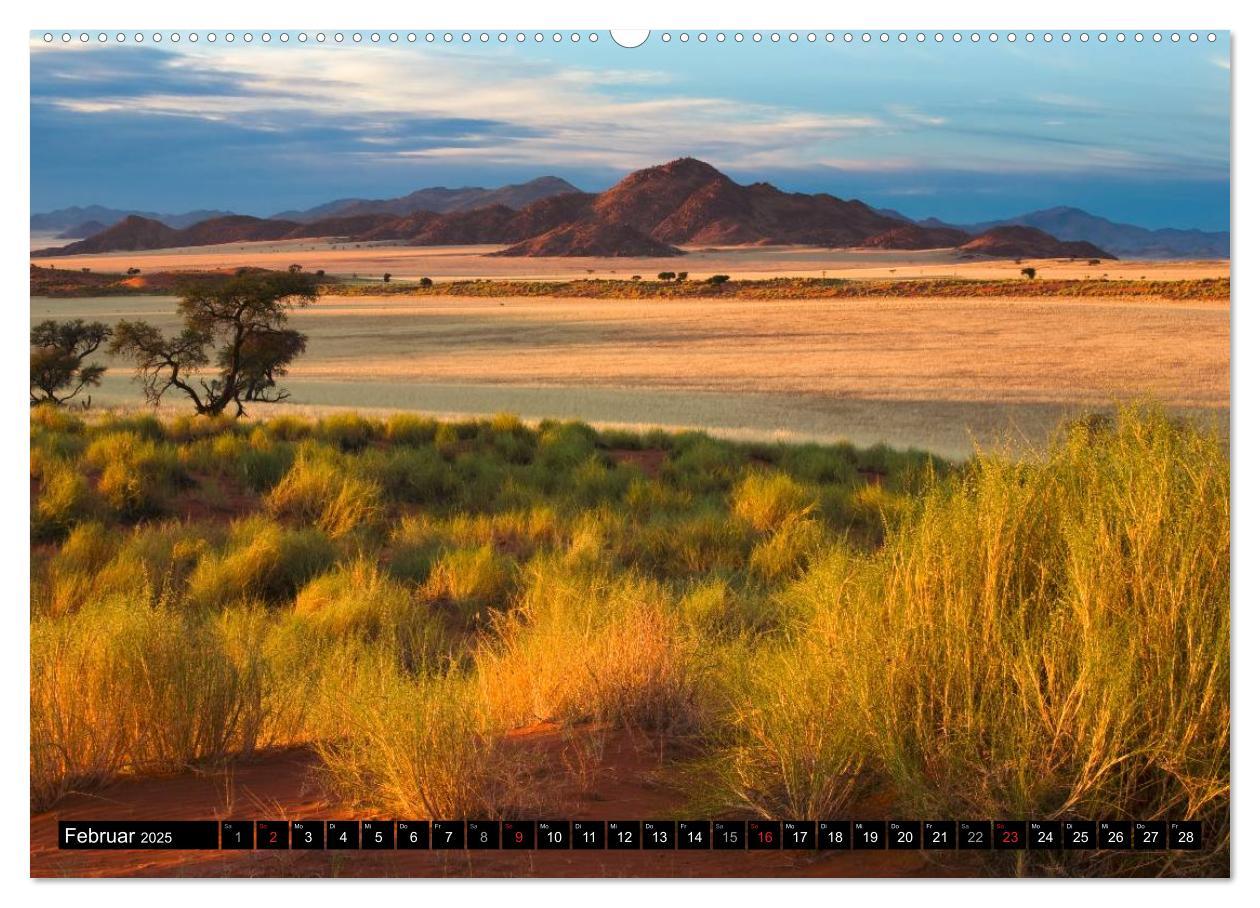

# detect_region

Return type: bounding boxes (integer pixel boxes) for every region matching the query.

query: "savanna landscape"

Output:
[29,33,1231,881]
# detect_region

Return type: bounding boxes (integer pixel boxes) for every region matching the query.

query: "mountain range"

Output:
[31,206,236,234]
[38,158,1227,260]
[269,176,581,222]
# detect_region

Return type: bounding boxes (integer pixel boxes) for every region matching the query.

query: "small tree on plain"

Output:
[111,270,318,416]
[1021,267,1037,280]
[30,319,112,407]
[126,267,141,276]
[419,277,434,288]
[706,274,730,285]
[676,271,689,282]
[658,272,676,281]
[383,273,392,283]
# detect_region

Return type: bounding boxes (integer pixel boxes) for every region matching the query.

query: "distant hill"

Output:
[963,206,1228,260]
[861,224,971,250]
[55,220,108,239]
[272,177,581,221]
[591,157,900,246]
[42,215,292,255]
[958,226,1115,260]
[493,222,683,257]
[31,206,235,232]
[48,215,182,253]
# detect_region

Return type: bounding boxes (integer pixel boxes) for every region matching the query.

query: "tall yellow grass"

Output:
[28,406,1228,874]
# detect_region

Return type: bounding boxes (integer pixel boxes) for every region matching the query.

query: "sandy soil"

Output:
[29,240,1231,282]
[34,292,1229,459]
[31,725,970,878]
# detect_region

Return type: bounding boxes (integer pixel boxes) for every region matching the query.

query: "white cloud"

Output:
[38,44,896,172]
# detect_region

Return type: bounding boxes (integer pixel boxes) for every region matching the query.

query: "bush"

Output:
[636,509,750,576]
[689,639,870,819]
[357,446,456,506]
[32,458,93,539]
[702,408,1230,872]
[186,516,335,606]
[384,412,438,446]
[748,516,826,583]
[317,412,376,451]
[293,559,447,665]
[83,431,185,519]
[32,597,271,809]
[475,561,697,732]
[314,663,519,819]
[266,454,383,538]
[423,545,515,622]
[731,472,817,532]
[665,434,744,493]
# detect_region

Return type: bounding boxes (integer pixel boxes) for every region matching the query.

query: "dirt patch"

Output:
[170,472,259,523]
[609,449,667,479]
[31,724,975,878]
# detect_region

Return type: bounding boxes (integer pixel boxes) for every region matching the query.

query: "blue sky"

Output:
[30,34,1231,229]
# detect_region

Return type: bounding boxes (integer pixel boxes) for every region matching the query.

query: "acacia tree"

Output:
[111,271,318,416]
[30,319,112,406]
[231,328,309,403]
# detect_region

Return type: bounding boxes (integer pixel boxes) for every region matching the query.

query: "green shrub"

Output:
[423,545,515,622]
[536,421,599,471]
[384,413,438,446]
[475,560,697,731]
[317,412,376,451]
[314,663,516,819]
[731,472,817,532]
[32,458,93,539]
[84,431,184,519]
[636,510,751,576]
[358,446,456,506]
[266,454,383,538]
[294,559,447,665]
[186,516,335,607]
[32,597,271,810]
[665,434,744,493]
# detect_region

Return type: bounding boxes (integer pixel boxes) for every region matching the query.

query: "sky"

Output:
[29,33,1231,230]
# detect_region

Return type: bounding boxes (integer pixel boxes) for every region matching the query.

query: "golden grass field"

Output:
[29,404,1230,877]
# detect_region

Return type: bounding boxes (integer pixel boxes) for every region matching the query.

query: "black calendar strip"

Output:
[58,819,1205,851]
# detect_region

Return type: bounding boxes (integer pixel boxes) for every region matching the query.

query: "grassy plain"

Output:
[29,240,1232,283]
[29,405,1229,876]
[34,289,1229,459]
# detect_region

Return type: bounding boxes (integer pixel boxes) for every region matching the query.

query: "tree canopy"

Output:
[30,319,112,406]
[111,270,319,416]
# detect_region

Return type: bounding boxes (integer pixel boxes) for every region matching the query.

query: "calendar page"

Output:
[28,25,1229,880]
